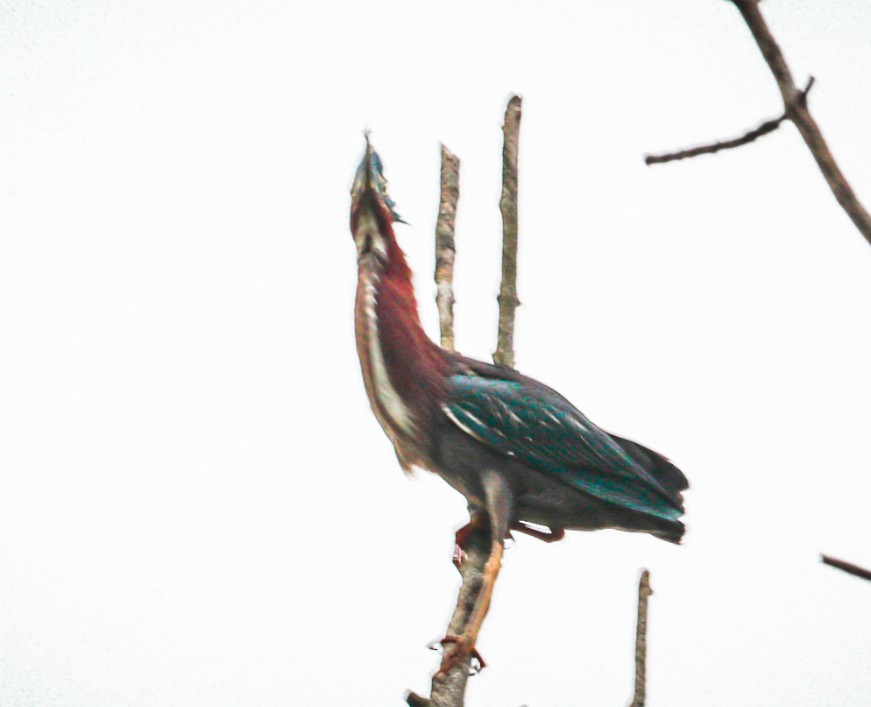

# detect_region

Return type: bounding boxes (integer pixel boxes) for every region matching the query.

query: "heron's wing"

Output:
[443,373,683,521]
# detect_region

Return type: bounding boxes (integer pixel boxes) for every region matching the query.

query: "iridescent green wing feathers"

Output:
[443,373,684,522]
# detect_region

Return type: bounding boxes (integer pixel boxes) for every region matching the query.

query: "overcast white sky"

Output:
[1,1,870,705]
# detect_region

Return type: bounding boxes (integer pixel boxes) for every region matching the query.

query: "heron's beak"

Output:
[351,135,378,212]
[350,134,404,224]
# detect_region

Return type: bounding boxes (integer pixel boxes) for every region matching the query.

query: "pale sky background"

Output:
[1,1,870,705]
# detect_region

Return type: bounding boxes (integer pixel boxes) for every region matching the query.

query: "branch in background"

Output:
[821,554,871,583]
[645,77,813,165]
[494,95,522,368]
[645,112,788,165]
[647,0,871,248]
[435,145,460,351]
[629,570,652,707]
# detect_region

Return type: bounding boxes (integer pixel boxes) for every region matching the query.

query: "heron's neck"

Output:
[355,235,449,450]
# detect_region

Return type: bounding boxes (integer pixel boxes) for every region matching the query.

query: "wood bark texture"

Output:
[408,95,523,707]
[494,95,522,368]
[435,145,460,351]
[629,569,652,707]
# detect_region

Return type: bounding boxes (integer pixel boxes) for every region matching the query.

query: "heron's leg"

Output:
[439,470,513,675]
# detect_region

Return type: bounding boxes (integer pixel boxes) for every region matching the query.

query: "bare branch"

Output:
[494,95,522,369]
[646,77,814,165]
[645,113,787,165]
[409,130,504,707]
[730,0,871,246]
[407,526,491,707]
[821,554,871,583]
[629,569,652,707]
[413,99,524,707]
[435,145,460,351]
[648,0,871,247]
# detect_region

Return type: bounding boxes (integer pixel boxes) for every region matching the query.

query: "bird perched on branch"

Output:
[349,138,688,671]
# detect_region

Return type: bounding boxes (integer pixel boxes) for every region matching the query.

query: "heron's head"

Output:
[350,135,403,260]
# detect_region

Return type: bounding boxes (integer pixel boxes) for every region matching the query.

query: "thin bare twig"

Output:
[629,570,652,707]
[821,554,871,583]
[494,95,522,368]
[645,77,814,165]
[645,114,787,165]
[435,145,460,351]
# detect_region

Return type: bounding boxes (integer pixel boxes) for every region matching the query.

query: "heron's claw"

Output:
[434,634,486,676]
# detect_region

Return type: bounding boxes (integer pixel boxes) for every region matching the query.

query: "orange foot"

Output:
[435,634,486,676]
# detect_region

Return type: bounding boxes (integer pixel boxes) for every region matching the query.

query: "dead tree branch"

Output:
[407,144,481,707]
[494,95,522,368]
[645,77,813,164]
[733,0,871,245]
[435,145,460,351]
[821,554,871,583]
[648,0,871,248]
[408,96,524,707]
[629,569,652,707]
[407,527,491,707]
[645,111,789,165]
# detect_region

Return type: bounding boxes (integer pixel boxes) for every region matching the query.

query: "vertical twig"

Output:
[406,144,479,707]
[730,0,871,247]
[435,145,460,351]
[494,95,522,368]
[629,569,652,707]
[407,97,524,707]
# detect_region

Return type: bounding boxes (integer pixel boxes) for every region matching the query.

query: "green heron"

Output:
[349,138,687,671]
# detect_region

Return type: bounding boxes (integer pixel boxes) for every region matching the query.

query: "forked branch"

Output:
[409,143,479,707]
[647,0,871,247]
[408,96,524,707]
[644,79,813,165]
